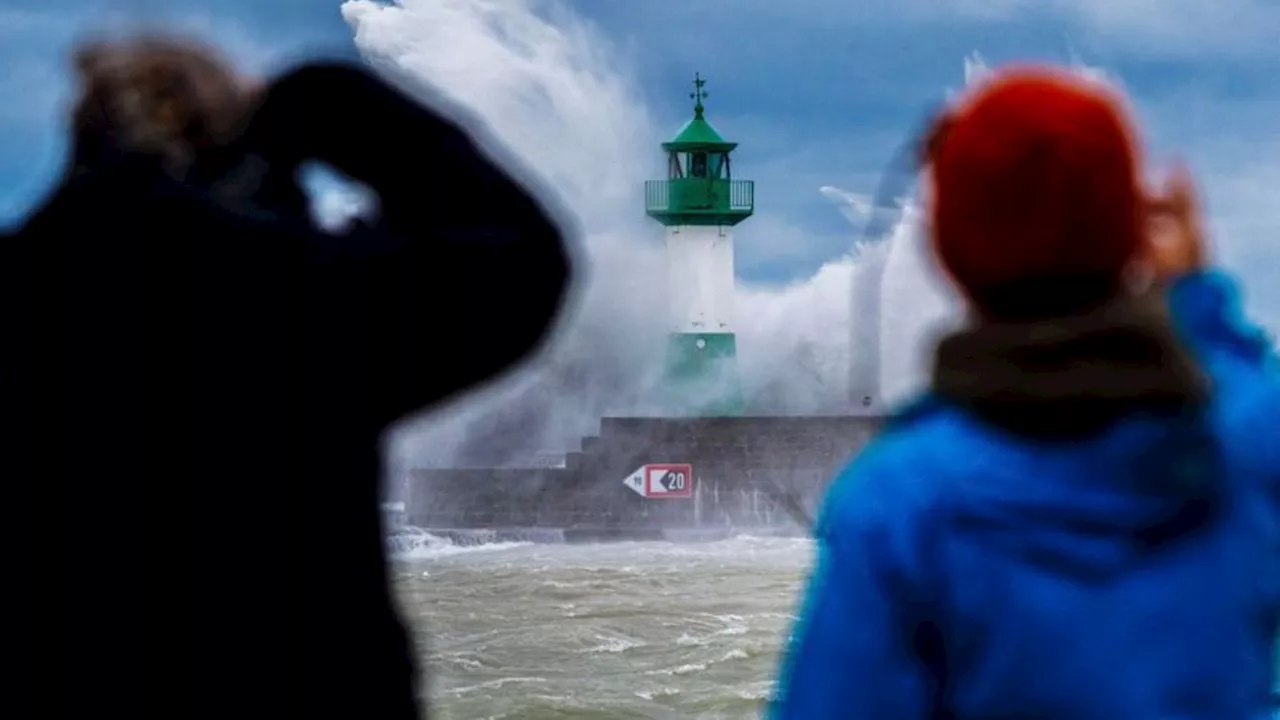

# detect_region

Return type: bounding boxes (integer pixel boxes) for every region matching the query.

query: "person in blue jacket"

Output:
[771,65,1279,719]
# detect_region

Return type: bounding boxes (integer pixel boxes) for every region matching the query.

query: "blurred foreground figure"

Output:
[772,66,1278,718]
[2,37,571,718]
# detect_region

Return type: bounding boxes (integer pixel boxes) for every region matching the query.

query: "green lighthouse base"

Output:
[660,332,743,417]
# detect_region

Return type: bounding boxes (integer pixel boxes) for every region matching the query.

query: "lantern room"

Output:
[645,73,754,227]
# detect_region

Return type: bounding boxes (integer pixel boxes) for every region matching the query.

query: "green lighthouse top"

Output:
[662,74,737,153]
[645,73,754,228]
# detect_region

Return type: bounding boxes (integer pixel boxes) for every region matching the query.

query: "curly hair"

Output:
[69,35,259,177]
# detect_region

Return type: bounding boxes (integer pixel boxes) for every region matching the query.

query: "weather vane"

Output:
[690,73,708,114]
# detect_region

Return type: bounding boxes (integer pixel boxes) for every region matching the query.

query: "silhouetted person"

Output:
[772,66,1278,718]
[2,37,573,719]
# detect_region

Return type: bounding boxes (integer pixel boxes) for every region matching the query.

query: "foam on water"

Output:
[391,535,814,717]
[386,527,534,560]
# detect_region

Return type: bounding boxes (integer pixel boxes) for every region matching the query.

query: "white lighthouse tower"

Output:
[644,74,754,416]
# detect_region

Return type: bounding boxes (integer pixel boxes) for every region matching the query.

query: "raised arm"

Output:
[243,61,575,417]
[1166,269,1280,485]
[1167,269,1276,373]
[1147,166,1278,483]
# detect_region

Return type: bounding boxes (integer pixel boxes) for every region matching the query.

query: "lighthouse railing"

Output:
[729,180,754,211]
[645,180,670,212]
[645,179,754,215]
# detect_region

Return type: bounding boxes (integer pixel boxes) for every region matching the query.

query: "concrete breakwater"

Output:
[402,416,882,538]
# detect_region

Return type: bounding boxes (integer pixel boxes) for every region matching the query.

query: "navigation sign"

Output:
[621,463,694,499]
[622,468,645,496]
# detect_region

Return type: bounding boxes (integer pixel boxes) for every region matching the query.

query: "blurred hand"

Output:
[1143,164,1208,281]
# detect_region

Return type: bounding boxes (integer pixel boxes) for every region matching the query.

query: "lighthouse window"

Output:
[708,152,724,179]
[690,152,708,178]
[667,152,683,178]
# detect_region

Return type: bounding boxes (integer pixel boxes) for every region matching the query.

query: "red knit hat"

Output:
[927,65,1143,314]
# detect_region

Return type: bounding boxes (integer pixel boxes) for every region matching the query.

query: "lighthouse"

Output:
[644,74,754,416]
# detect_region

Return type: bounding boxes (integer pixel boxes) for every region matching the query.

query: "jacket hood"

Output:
[929,289,1226,579]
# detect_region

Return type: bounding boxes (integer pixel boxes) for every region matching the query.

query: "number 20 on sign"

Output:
[644,463,693,498]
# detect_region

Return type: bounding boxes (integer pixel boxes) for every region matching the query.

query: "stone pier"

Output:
[404,416,881,538]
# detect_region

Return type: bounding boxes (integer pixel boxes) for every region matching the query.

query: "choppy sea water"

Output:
[391,532,1280,719]
[391,534,812,719]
